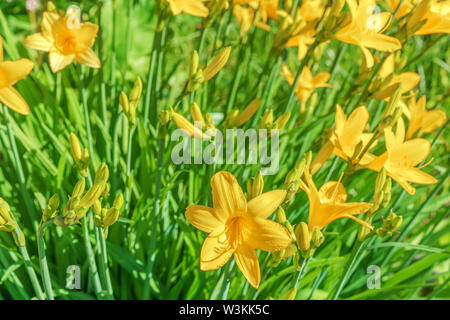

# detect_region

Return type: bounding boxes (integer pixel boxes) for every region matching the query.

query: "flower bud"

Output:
[311,227,324,248]
[119,91,129,115]
[70,133,82,163]
[276,207,287,224]
[295,222,310,252]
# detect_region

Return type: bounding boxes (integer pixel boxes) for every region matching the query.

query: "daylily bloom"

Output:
[24,7,100,72]
[365,119,437,195]
[0,37,34,115]
[372,72,420,101]
[311,105,376,174]
[280,64,332,112]
[299,165,373,231]
[407,0,450,35]
[167,0,209,18]
[334,0,402,68]
[185,171,291,288]
[285,29,316,60]
[406,95,447,139]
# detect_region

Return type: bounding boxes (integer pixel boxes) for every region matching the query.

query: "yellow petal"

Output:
[244,216,292,252]
[49,50,75,73]
[75,48,101,69]
[359,45,374,69]
[312,72,332,88]
[41,11,61,40]
[0,59,34,87]
[210,171,247,219]
[200,229,234,270]
[400,168,437,185]
[338,105,369,152]
[421,110,447,134]
[24,33,53,52]
[203,47,231,82]
[185,205,223,233]
[73,23,99,50]
[391,138,430,167]
[361,33,401,52]
[233,98,261,126]
[321,202,372,229]
[0,86,30,115]
[0,36,3,61]
[234,244,260,288]
[247,190,286,219]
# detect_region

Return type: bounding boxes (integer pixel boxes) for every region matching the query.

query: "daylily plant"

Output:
[167,0,209,18]
[185,171,292,288]
[405,95,447,139]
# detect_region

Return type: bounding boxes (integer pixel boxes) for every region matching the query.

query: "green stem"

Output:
[125,127,135,211]
[37,222,54,300]
[99,228,113,299]
[82,216,104,298]
[142,137,166,299]
[14,227,45,300]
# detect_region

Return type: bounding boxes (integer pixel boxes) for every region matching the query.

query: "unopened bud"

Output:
[295,222,310,252]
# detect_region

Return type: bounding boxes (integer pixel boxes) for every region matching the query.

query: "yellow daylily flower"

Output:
[334,0,402,68]
[407,0,450,35]
[285,29,316,60]
[24,7,100,73]
[299,165,373,231]
[233,0,279,34]
[0,37,34,115]
[185,171,291,288]
[280,64,332,112]
[311,105,376,174]
[167,0,209,17]
[365,119,437,195]
[406,95,447,139]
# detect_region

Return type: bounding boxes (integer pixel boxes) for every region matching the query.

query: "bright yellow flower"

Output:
[311,105,376,174]
[299,165,373,231]
[167,0,209,18]
[280,64,332,112]
[233,0,279,33]
[0,37,34,115]
[285,29,316,60]
[365,119,437,195]
[185,171,291,288]
[24,8,100,73]
[372,72,420,100]
[406,95,447,139]
[334,0,402,68]
[408,0,450,35]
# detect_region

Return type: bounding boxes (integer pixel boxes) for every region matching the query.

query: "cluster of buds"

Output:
[54,163,110,227]
[269,207,298,268]
[92,193,124,234]
[283,151,311,203]
[187,47,231,93]
[40,194,60,225]
[0,197,17,233]
[70,133,90,177]
[222,98,261,128]
[258,109,291,133]
[294,222,324,258]
[376,211,403,237]
[119,77,143,128]
[165,103,213,139]
[247,171,264,201]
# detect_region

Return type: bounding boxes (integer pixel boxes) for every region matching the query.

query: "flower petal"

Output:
[200,228,234,271]
[185,205,223,233]
[247,190,286,219]
[234,244,260,288]
[0,86,30,115]
[75,48,101,69]
[49,50,74,73]
[0,59,34,87]
[210,171,246,219]
[244,216,292,252]
[24,33,53,52]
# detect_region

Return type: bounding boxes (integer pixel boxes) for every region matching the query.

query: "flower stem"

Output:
[36,223,54,300]
[99,228,114,299]
[14,227,45,300]
[142,137,166,299]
